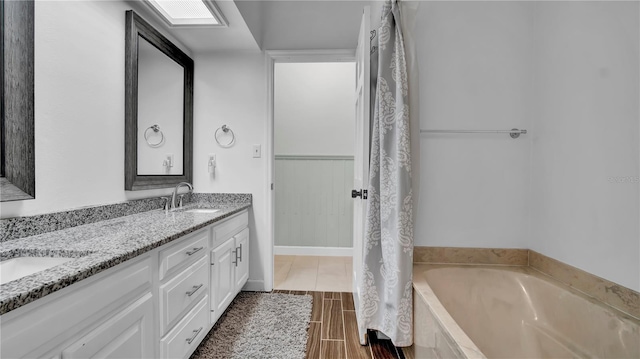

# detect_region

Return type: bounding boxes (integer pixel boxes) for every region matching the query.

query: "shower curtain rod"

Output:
[420,128,527,139]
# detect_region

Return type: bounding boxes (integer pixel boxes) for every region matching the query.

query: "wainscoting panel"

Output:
[275,156,354,248]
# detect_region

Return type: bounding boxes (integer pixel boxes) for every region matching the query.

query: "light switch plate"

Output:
[252,144,261,158]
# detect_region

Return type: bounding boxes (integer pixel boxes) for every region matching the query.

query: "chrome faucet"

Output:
[171,182,193,210]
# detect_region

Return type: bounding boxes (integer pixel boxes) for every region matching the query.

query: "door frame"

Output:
[265,50,356,289]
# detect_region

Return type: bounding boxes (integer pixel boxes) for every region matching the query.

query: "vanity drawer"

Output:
[159,228,208,280]
[160,296,209,359]
[159,256,208,334]
[212,210,248,247]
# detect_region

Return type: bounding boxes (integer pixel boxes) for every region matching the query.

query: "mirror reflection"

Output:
[136,36,184,175]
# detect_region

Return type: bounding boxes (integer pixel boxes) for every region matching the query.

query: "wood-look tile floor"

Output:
[273,290,413,359]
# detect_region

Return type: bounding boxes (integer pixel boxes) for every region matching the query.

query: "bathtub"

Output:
[412,264,640,359]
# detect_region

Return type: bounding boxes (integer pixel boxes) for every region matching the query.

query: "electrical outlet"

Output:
[252,144,261,158]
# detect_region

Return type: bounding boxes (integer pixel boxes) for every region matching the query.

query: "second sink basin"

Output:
[184,208,220,214]
[0,257,74,285]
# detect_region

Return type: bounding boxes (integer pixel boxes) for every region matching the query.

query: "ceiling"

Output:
[237,0,375,51]
[128,0,260,53]
[129,0,377,53]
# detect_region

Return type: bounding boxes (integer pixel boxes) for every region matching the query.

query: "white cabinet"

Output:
[1,256,154,359]
[210,236,237,323]
[212,211,248,247]
[234,228,249,293]
[1,209,250,359]
[61,293,155,359]
[209,211,249,325]
[159,256,208,334]
[157,228,210,359]
[160,297,209,359]
[158,229,209,281]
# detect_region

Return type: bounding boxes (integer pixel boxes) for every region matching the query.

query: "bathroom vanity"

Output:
[0,202,250,359]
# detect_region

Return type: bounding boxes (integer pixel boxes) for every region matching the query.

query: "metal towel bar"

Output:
[420,128,527,139]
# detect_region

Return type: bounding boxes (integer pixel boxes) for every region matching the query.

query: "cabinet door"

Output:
[234,228,249,293]
[210,237,236,323]
[61,292,154,359]
[1,256,152,359]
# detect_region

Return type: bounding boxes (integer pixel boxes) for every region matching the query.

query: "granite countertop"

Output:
[0,201,251,315]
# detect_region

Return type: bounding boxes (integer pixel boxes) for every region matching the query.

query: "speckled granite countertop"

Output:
[0,200,250,315]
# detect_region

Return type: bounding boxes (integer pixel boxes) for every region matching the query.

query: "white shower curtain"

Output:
[358,0,413,347]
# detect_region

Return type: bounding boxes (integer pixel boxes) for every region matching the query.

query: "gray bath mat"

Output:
[190,292,312,359]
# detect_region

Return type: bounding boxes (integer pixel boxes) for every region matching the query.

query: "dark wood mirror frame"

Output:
[1,0,35,202]
[125,10,193,191]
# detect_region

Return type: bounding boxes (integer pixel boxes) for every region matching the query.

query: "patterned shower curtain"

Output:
[358,0,413,347]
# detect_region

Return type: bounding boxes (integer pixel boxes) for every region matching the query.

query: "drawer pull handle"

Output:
[186,327,203,344]
[186,284,203,297]
[239,243,243,261]
[232,250,238,266]
[186,247,203,256]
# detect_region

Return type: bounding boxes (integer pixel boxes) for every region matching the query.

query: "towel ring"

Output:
[144,125,164,147]
[215,125,235,148]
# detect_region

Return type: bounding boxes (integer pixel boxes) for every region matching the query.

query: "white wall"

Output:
[415,1,533,249]
[413,1,639,291]
[192,52,269,290]
[529,1,640,291]
[0,0,192,219]
[275,158,354,248]
[256,1,370,51]
[274,62,355,156]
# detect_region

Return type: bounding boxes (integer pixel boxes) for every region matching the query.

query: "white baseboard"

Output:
[242,280,265,292]
[274,246,353,257]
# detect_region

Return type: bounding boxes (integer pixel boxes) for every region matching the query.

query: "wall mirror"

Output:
[125,10,193,190]
[1,0,35,202]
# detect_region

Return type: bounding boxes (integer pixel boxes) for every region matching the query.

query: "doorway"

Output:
[268,55,356,292]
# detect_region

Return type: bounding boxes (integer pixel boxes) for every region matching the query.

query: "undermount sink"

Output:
[0,257,74,285]
[184,208,220,214]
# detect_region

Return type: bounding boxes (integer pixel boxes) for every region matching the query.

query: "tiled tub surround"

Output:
[413,246,529,266]
[528,250,640,320]
[0,194,251,314]
[413,264,640,359]
[414,246,639,318]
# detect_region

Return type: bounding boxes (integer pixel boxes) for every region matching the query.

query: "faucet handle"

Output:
[161,196,170,211]
[178,194,185,208]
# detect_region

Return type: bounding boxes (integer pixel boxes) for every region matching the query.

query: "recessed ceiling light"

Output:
[146,0,227,27]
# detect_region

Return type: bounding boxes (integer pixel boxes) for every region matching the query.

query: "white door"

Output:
[352,6,371,345]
